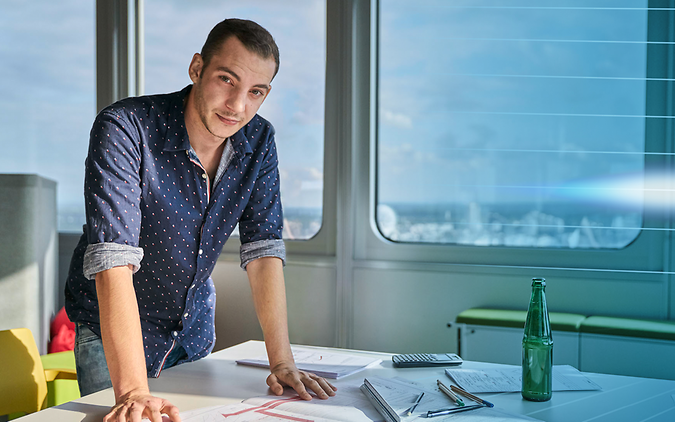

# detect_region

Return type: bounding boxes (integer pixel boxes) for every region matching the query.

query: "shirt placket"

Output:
[174,152,211,352]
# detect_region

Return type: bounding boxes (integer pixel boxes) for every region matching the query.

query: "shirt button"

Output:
[198,249,203,255]
[184,313,189,318]
[201,173,207,179]
[172,331,178,337]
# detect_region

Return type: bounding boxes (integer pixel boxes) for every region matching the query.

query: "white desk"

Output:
[16,340,675,422]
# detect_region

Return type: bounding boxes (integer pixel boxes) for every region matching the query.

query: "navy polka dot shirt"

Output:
[64,86,285,377]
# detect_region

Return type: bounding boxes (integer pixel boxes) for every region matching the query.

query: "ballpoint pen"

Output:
[425,404,483,418]
[450,385,495,408]
[436,379,464,407]
[402,392,425,416]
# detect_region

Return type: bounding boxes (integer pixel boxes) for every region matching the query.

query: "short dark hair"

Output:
[200,18,280,79]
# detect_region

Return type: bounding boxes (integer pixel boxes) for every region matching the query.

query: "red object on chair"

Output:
[49,307,75,353]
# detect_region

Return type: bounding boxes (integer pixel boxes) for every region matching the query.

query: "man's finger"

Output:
[286,375,312,400]
[301,375,329,399]
[162,402,183,422]
[266,373,285,395]
[314,376,337,396]
[148,408,164,422]
[129,402,144,422]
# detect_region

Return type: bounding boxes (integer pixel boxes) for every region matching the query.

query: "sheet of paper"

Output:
[180,381,383,422]
[243,384,381,422]
[445,365,602,393]
[236,348,382,379]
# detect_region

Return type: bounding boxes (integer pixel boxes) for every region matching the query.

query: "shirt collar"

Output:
[162,85,192,153]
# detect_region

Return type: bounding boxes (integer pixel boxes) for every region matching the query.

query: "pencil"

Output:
[404,392,425,416]
[436,379,464,406]
[450,385,494,408]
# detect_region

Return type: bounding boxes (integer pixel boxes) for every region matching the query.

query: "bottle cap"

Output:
[532,277,546,286]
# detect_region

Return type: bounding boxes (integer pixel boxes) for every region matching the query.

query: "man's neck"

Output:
[184,91,228,181]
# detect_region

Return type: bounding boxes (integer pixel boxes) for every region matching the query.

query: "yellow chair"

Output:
[0,328,78,417]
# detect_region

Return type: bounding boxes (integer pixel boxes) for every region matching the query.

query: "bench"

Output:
[579,316,675,380]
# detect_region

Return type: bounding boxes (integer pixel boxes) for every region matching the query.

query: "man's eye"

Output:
[220,76,231,83]
[251,90,263,96]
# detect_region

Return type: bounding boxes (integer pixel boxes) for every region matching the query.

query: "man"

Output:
[64,18,336,422]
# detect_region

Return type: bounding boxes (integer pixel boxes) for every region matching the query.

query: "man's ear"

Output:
[189,53,204,83]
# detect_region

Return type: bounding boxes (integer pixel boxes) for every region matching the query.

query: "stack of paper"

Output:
[236,348,382,379]
[360,377,433,422]
[361,376,543,422]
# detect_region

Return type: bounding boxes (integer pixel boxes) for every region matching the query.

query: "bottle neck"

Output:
[524,284,551,339]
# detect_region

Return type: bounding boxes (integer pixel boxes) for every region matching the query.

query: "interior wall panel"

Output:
[211,259,337,352]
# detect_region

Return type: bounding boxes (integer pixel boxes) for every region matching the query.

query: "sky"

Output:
[377,0,651,210]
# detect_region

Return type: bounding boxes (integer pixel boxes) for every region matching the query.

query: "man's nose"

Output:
[226,88,247,113]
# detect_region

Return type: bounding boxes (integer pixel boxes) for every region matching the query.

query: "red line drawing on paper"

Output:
[255,409,314,421]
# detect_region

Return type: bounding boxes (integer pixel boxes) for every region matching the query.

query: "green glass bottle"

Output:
[522,277,553,402]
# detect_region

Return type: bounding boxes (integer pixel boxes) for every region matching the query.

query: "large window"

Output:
[0,0,95,232]
[144,0,326,240]
[376,1,658,249]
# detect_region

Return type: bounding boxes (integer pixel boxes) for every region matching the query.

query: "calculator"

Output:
[392,353,463,368]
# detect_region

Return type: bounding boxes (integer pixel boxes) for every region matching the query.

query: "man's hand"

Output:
[267,361,337,400]
[103,389,182,422]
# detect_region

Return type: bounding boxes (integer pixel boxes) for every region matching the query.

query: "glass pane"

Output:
[0,0,95,232]
[144,0,326,240]
[377,0,651,248]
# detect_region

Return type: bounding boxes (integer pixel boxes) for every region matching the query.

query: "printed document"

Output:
[445,365,602,393]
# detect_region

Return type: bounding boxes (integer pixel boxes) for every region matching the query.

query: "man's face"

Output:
[188,36,276,142]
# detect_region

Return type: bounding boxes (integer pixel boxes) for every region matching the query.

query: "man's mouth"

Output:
[216,113,240,126]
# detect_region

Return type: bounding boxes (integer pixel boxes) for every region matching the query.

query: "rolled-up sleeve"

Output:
[240,238,286,270]
[238,124,285,270]
[83,243,144,280]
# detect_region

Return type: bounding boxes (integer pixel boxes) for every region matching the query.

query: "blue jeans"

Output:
[74,323,187,396]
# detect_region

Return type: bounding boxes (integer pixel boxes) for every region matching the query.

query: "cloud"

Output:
[381,110,413,129]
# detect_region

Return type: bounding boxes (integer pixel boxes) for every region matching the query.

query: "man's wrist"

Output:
[116,385,151,403]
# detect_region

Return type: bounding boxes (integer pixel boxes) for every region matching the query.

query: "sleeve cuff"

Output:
[240,239,286,270]
[83,243,144,280]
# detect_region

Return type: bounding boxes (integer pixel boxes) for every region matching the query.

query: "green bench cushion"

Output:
[580,316,675,341]
[456,308,586,332]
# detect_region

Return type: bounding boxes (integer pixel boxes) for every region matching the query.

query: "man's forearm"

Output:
[246,257,293,367]
[96,265,149,402]
[247,256,336,400]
